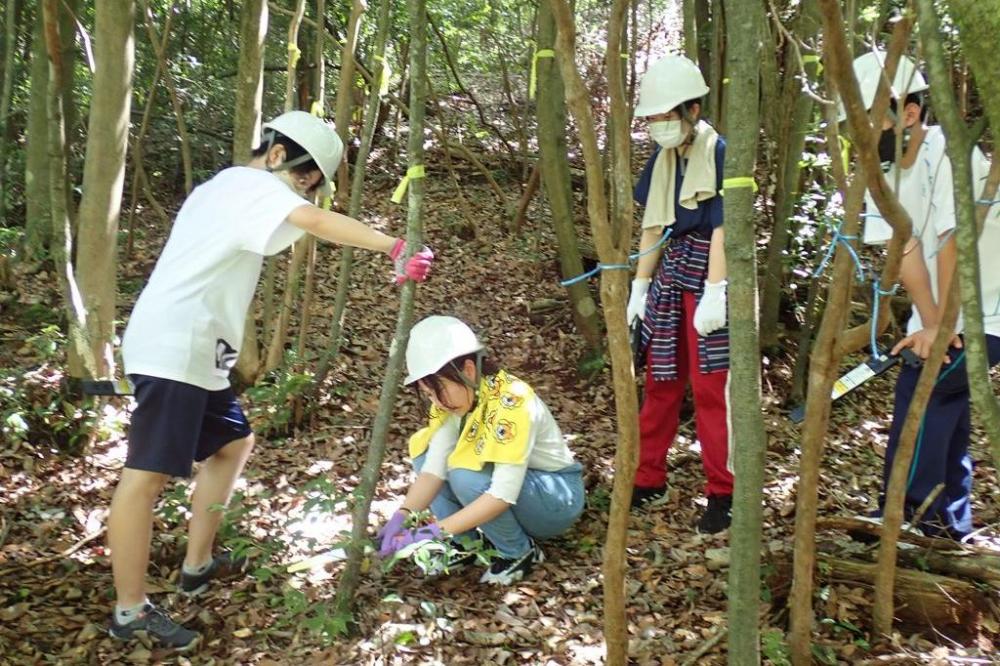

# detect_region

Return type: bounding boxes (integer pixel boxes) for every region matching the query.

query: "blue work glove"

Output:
[377,509,410,558]
[384,524,443,557]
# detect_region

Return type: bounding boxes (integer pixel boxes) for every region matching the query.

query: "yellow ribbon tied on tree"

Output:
[721,176,758,195]
[529,49,555,100]
[373,54,391,97]
[391,165,426,203]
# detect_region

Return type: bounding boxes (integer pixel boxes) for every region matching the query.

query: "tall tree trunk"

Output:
[948,0,1000,458]
[708,0,725,128]
[721,1,767,662]
[759,0,821,349]
[0,0,20,224]
[549,0,638,662]
[261,0,307,375]
[142,6,191,194]
[231,0,268,387]
[535,0,603,356]
[42,0,96,378]
[74,0,135,377]
[789,13,915,662]
[682,0,698,62]
[334,0,427,619]
[309,0,392,400]
[25,11,51,259]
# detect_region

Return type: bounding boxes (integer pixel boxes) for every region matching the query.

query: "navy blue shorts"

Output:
[126,374,253,478]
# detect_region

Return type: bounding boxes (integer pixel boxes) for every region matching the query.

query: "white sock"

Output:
[114,599,149,625]
[182,558,213,576]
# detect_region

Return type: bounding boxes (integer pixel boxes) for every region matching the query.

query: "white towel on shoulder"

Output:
[641,120,720,230]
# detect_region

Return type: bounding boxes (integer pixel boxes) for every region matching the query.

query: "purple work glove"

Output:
[389,238,434,285]
[384,524,443,557]
[377,509,409,558]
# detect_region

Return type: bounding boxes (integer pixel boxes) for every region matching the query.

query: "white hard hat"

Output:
[634,55,710,118]
[404,316,484,385]
[838,50,928,122]
[262,111,344,193]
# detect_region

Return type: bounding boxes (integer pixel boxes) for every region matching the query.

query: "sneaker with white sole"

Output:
[479,541,544,585]
[109,604,199,651]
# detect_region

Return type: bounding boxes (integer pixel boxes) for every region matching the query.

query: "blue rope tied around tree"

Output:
[976,198,1000,206]
[560,228,673,286]
[870,279,900,359]
[812,222,865,283]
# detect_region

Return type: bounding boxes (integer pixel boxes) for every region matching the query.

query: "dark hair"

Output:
[251,132,321,176]
[889,92,928,121]
[417,353,498,410]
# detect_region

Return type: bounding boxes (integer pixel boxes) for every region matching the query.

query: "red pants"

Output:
[635,291,733,496]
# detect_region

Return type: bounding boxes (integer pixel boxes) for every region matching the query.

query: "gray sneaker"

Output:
[179,550,247,596]
[109,604,199,651]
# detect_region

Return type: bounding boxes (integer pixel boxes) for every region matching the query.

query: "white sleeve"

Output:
[486,463,530,505]
[929,151,957,238]
[862,190,894,245]
[239,174,312,256]
[421,417,460,480]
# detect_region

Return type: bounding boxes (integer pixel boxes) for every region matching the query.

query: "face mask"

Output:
[648,120,686,149]
[877,125,912,168]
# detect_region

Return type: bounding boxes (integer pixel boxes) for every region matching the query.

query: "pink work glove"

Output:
[383,523,443,557]
[390,238,434,285]
[377,509,409,558]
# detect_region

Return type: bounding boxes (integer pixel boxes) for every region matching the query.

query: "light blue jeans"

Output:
[412,454,585,559]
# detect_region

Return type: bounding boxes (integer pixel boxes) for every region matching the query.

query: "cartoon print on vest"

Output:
[493,419,517,444]
[464,419,480,441]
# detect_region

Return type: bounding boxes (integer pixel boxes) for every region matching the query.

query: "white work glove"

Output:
[693,280,727,336]
[626,277,651,325]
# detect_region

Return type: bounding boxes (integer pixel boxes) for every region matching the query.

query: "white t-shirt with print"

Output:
[420,394,576,504]
[122,167,310,390]
[863,126,1000,337]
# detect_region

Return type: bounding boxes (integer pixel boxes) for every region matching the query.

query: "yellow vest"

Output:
[407,370,534,471]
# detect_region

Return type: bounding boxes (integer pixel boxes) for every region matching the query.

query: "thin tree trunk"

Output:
[549,0,637,662]
[42,0,97,379]
[125,0,174,257]
[25,11,52,260]
[334,0,427,619]
[535,0,602,356]
[260,0,306,375]
[708,0,725,128]
[74,0,135,377]
[309,0,391,405]
[511,162,540,233]
[332,0,364,201]
[789,13,914,662]
[141,4,191,194]
[948,0,1000,458]
[231,0,268,387]
[682,0,697,62]
[0,0,20,223]
[721,1,767,662]
[759,0,821,349]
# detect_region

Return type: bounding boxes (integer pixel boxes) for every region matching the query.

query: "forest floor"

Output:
[1,169,999,665]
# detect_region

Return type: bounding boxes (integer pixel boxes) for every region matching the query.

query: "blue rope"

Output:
[812,223,865,283]
[870,280,899,359]
[559,228,673,287]
[976,198,1000,206]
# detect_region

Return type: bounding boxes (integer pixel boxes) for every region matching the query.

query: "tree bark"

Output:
[548,0,638,662]
[309,0,391,401]
[74,0,135,377]
[535,0,603,356]
[42,0,97,378]
[334,0,426,619]
[759,0,821,349]
[231,0,268,387]
[25,11,52,260]
[947,0,1000,460]
[721,1,767,663]
[0,0,20,224]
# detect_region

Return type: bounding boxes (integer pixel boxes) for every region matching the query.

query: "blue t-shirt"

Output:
[633,136,726,238]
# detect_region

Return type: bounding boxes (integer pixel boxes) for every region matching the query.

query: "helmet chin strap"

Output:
[262,130,316,173]
[449,353,484,391]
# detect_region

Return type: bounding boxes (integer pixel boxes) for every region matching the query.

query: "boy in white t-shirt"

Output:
[108,111,435,650]
[852,52,1000,540]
